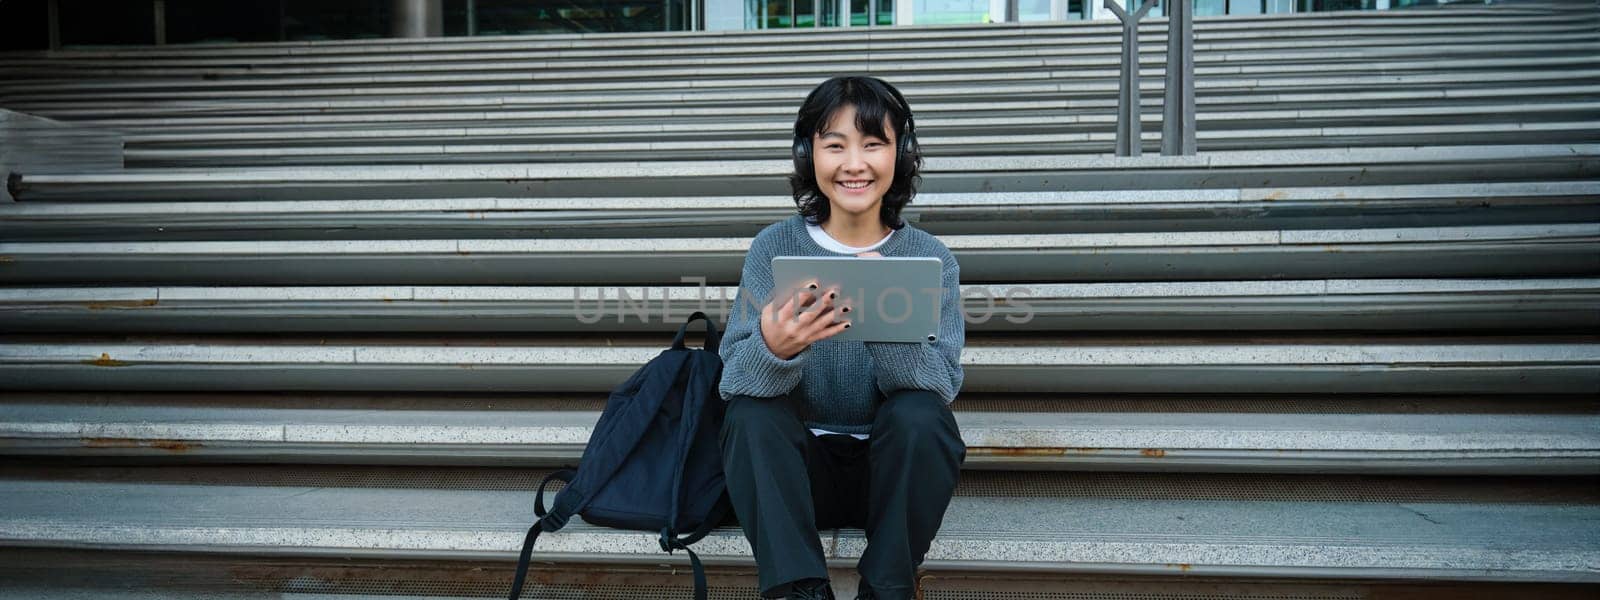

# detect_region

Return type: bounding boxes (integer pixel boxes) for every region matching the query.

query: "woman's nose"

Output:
[842,148,868,171]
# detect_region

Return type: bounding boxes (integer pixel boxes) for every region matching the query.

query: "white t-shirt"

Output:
[803,220,894,440]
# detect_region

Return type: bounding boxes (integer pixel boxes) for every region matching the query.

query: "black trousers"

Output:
[720,389,965,599]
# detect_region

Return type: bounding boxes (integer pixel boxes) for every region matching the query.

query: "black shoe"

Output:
[852,582,875,600]
[785,578,835,600]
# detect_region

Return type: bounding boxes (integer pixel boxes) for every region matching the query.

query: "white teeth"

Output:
[839,181,871,189]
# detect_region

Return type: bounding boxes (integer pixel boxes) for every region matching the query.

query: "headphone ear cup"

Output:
[792,137,810,176]
[896,130,917,179]
[899,132,917,159]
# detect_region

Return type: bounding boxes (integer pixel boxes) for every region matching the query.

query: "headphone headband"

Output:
[792,76,919,178]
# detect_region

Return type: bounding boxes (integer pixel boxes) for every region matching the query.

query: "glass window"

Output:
[819,0,842,26]
[283,0,389,41]
[1229,0,1264,14]
[749,0,832,28]
[1019,0,1050,21]
[850,0,868,26]
[1300,0,1374,11]
[1195,0,1226,15]
[166,0,281,44]
[915,0,989,24]
[474,0,685,34]
[443,0,471,36]
[0,0,51,50]
[59,0,156,46]
[797,0,817,26]
[1064,0,1087,20]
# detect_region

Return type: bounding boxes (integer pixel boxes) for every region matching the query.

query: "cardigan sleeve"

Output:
[863,247,965,404]
[717,229,808,401]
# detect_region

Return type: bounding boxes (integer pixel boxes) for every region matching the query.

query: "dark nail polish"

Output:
[844,323,851,329]
[828,292,836,299]
[842,306,850,313]
[807,283,818,290]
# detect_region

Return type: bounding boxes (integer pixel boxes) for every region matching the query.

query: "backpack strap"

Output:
[672,311,721,354]
[545,352,690,525]
[510,313,717,600]
[661,536,710,600]
[661,321,722,534]
[533,469,575,521]
[657,340,728,600]
[662,354,707,533]
[508,470,575,600]
[658,495,733,600]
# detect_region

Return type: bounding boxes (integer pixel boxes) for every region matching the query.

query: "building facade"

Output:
[0,0,1466,50]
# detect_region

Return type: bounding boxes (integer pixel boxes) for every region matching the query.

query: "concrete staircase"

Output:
[1,1,1597,598]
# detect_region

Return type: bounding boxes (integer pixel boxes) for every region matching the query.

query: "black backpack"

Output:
[509,311,734,600]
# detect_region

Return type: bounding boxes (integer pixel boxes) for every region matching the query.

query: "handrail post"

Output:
[1106,0,1159,157]
[1162,0,1197,155]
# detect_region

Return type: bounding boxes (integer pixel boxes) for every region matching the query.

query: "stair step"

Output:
[2,278,1595,333]
[19,65,1600,120]
[12,144,1595,201]
[2,546,1596,600]
[2,397,1594,473]
[6,182,1595,241]
[3,222,1594,284]
[111,121,1600,167]
[6,34,1592,94]
[0,467,1592,581]
[55,83,1600,131]
[1,336,1595,394]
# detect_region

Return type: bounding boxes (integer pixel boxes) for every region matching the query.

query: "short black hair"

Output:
[789,75,922,230]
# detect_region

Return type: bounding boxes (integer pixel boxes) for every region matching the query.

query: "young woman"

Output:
[717,75,967,600]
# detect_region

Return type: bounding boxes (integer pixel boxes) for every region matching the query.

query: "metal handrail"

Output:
[1107,0,1197,157]
[1163,0,1197,155]
[1106,0,1159,157]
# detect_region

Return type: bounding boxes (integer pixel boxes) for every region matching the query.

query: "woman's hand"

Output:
[761,281,851,360]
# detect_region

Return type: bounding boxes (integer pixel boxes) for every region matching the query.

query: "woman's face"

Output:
[812,104,896,222]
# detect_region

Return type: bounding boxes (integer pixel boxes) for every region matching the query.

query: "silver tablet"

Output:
[770,256,944,343]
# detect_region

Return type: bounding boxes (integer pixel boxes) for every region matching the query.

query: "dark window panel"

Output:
[59,0,156,46]
[0,0,51,50]
[283,0,390,41]
[165,0,281,44]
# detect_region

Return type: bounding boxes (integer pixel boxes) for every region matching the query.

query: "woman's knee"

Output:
[722,394,801,441]
[872,389,966,468]
[874,389,955,433]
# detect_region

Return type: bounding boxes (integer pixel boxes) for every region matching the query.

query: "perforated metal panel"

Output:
[953,471,1600,504]
[922,594,1359,600]
[272,578,759,599]
[20,391,1600,415]
[4,548,1596,599]
[917,575,1368,600]
[917,574,1600,600]
[0,549,763,599]
[951,395,1600,415]
[3,463,1595,505]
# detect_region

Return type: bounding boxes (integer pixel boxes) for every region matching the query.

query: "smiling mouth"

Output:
[837,180,873,189]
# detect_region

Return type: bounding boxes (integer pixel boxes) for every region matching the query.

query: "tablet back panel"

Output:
[770,256,943,343]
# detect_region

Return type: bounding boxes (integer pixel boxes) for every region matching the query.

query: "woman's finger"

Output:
[773,293,794,325]
[797,280,820,309]
[777,285,817,321]
[811,316,851,342]
[801,288,839,328]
